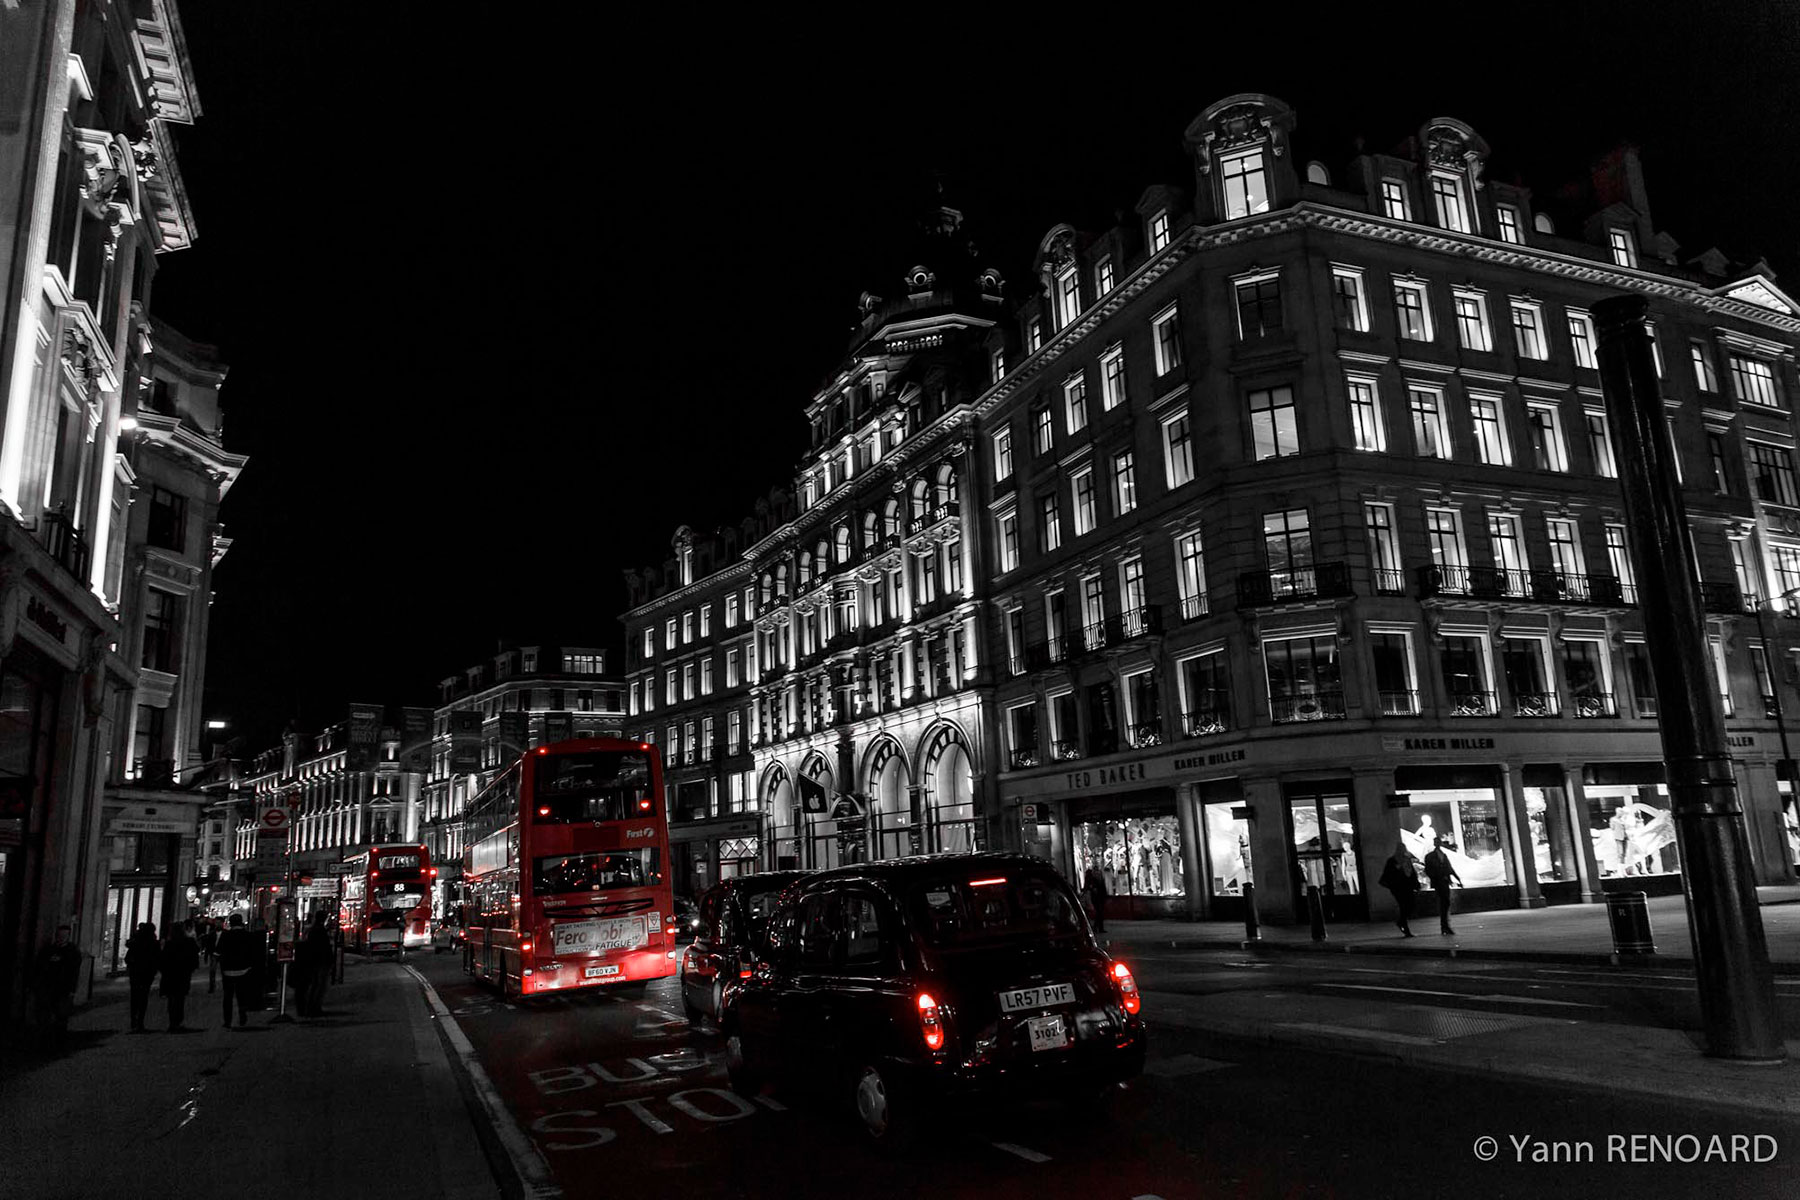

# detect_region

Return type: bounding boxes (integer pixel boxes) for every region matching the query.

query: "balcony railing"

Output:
[1448,690,1496,716]
[1237,562,1353,608]
[1417,565,1632,607]
[38,508,91,582]
[1700,580,1755,615]
[1183,707,1230,737]
[1127,721,1164,749]
[1512,691,1560,717]
[1009,747,1040,770]
[1077,605,1162,654]
[1051,740,1083,761]
[1378,689,1418,715]
[906,501,959,537]
[1269,689,1347,724]
[1372,568,1408,596]
[1179,593,1209,621]
[1571,692,1619,718]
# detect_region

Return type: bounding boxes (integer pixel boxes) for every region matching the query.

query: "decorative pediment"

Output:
[1420,118,1490,186]
[1185,93,1296,173]
[1717,276,1798,316]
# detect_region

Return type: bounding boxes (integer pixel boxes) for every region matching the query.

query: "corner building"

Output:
[983,94,1800,925]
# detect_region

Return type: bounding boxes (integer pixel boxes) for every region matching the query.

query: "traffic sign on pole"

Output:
[258,806,290,836]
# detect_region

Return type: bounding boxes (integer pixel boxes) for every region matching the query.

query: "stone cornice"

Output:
[619,556,754,621]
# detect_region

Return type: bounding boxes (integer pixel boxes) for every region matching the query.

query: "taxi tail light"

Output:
[1110,961,1141,1015]
[916,991,945,1051]
[739,968,752,979]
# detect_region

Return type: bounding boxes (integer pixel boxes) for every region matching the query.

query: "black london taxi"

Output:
[720,853,1145,1145]
[679,870,810,1025]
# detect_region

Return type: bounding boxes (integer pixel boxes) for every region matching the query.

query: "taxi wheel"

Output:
[725,1032,762,1097]
[852,1064,917,1150]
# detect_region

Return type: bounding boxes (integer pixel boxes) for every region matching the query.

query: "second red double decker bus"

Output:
[340,844,436,952]
[462,738,677,998]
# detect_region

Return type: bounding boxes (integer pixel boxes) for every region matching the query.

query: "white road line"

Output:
[406,967,562,1200]
[1314,982,1601,1009]
[754,1095,788,1111]
[992,1142,1052,1163]
[1133,1194,1168,1200]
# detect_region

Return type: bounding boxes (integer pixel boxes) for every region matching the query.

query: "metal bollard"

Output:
[1243,882,1261,941]
[1307,884,1328,942]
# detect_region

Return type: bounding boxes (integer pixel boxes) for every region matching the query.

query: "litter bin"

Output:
[1605,891,1655,955]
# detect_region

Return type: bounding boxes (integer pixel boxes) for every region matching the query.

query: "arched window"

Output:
[862,512,879,549]
[835,525,852,563]
[883,499,901,538]
[934,464,958,507]
[775,563,789,598]
[798,552,812,587]
[911,479,929,523]
[760,574,773,605]
[816,537,831,571]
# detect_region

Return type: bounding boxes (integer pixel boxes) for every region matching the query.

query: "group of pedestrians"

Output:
[122,919,203,1031]
[1381,838,1464,937]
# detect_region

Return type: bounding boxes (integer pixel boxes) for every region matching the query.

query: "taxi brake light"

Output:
[739,968,752,978]
[916,991,944,1051]
[1110,960,1141,1016]
[967,876,1006,887]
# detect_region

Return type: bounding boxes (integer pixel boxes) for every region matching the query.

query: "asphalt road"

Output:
[409,949,1800,1200]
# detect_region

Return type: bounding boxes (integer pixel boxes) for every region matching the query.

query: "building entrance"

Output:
[1284,783,1365,922]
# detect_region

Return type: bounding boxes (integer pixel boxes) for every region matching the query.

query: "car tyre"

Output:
[680,975,704,1025]
[853,1063,918,1151]
[725,1031,762,1097]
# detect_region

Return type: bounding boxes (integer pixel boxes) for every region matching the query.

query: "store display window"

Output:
[1072,815,1185,900]
[1521,787,1578,884]
[1783,781,1800,869]
[1586,786,1680,877]
[1398,789,1510,886]
[1203,801,1251,897]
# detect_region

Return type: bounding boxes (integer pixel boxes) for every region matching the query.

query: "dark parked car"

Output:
[721,853,1145,1145]
[680,871,810,1025]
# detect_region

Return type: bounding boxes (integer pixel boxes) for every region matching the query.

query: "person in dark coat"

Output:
[160,921,200,1031]
[216,913,257,1028]
[1423,838,1464,935]
[1379,841,1421,937]
[1082,865,1109,935]
[33,924,82,1046]
[124,922,161,1032]
[297,914,334,1017]
[200,919,220,992]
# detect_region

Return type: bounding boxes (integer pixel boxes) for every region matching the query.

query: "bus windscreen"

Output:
[534,752,654,823]
[534,849,662,896]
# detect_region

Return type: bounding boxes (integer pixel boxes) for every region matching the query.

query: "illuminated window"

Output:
[1095,257,1114,296]
[1175,531,1208,619]
[1148,210,1171,252]
[1028,318,1044,353]
[1234,273,1282,339]
[665,670,677,705]
[1691,340,1718,392]
[726,648,741,687]
[1452,288,1490,351]
[1730,354,1781,408]
[683,663,695,700]
[1393,279,1432,341]
[1380,178,1411,221]
[1331,266,1368,332]
[1347,376,1384,452]
[1429,173,1469,233]
[665,619,677,650]
[1526,403,1568,472]
[1040,492,1062,553]
[701,659,714,695]
[1033,406,1054,456]
[699,606,711,637]
[1112,451,1138,515]
[1100,346,1127,410]
[1495,204,1523,244]
[682,611,694,643]
[992,427,1013,481]
[1219,149,1269,220]
[1510,300,1547,360]
[1056,266,1081,329]
[1064,374,1088,434]
[725,594,739,628]
[1152,304,1182,375]
[1749,442,1799,506]
[990,347,1007,384]
[1248,386,1298,460]
[996,509,1019,572]
[1643,319,1663,377]
[1072,467,1096,536]
[1585,410,1617,477]
[642,628,654,658]
[1608,227,1638,268]
[1469,392,1509,466]
[1162,409,1194,487]
[1408,386,1449,459]
[1568,310,1598,370]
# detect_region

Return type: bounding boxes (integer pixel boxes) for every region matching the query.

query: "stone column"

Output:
[1499,763,1545,908]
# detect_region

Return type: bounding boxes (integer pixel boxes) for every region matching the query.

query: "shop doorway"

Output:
[1284,783,1365,922]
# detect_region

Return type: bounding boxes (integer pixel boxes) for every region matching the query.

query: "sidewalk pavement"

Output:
[0,959,498,1200]
[1109,885,1800,1121]
[1103,883,1800,968]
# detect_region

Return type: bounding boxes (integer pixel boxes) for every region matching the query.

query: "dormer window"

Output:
[679,545,694,585]
[1609,227,1639,268]
[1219,148,1269,220]
[1028,318,1045,353]
[1495,205,1523,245]
[1429,173,1470,234]
[1095,257,1114,297]
[991,347,1007,384]
[1055,266,1081,329]
[1148,210,1171,253]
[1380,179,1411,221]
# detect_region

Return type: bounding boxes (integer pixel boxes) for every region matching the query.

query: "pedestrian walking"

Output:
[1378,841,1421,938]
[1424,838,1463,935]
[33,924,82,1047]
[297,914,333,1017]
[200,919,220,992]
[1082,865,1109,935]
[124,922,161,1033]
[160,921,200,1031]
[216,913,257,1028]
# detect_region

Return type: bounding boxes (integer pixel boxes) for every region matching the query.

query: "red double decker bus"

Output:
[340,844,436,952]
[462,738,677,998]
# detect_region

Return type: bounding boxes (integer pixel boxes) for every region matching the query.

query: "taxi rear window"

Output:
[908,873,1084,948]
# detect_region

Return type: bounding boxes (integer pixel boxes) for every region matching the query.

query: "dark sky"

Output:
[153,4,1800,751]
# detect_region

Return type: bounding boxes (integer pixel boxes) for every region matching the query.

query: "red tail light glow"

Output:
[429,868,438,877]
[967,876,1006,887]
[638,799,652,811]
[1110,961,1141,1015]
[520,940,533,954]
[538,806,551,816]
[916,991,945,1050]
[739,968,752,978]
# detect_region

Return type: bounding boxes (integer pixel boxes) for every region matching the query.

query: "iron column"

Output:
[1593,293,1785,1060]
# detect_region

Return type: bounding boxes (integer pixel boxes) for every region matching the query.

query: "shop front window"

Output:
[1287,790,1360,901]
[1782,783,1800,868]
[1399,789,1511,887]
[1203,802,1251,897]
[1587,787,1680,877]
[1071,815,1185,905]
[1523,786,1578,884]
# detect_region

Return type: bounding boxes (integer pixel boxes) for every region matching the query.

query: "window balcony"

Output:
[1700,580,1755,615]
[1183,707,1230,737]
[1009,747,1041,770]
[1448,690,1497,717]
[1512,691,1561,717]
[1269,689,1347,724]
[1571,692,1619,719]
[1127,721,1164,749]
[1236,562,1353,608]
[1417,564,1524,599]
[1078,605,1163,653]
[1372,568,1408,596]
[1179,593,1209,620]
[906,500,960,538]
[1051,739,1083,761]
[37,508,91,582]
[1378,689,1418,715]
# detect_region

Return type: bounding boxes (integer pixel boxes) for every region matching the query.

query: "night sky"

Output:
[152,4,1800,752]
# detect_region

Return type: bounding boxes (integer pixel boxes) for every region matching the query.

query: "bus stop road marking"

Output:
[992,1142,1051,1163]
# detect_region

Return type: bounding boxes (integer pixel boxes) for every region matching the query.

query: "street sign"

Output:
[255,838,286,869]
[258,805,291,836]
[1021,802,1049,823]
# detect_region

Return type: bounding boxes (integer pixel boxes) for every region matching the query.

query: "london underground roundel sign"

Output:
[259,806,290,833]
